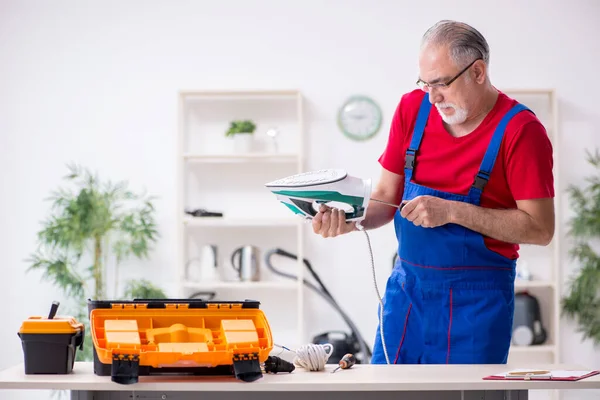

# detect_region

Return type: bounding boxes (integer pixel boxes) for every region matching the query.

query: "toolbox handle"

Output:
[47,301,60,319]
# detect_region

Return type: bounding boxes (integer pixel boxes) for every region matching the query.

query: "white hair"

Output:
[421,20,490,67]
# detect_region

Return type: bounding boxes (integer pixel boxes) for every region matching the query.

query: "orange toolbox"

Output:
[18,301,85,375]
[87,299,273,384]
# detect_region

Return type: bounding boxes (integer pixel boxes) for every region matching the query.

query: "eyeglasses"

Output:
[416,58,481,91]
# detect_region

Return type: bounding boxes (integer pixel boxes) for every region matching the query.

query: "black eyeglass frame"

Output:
[416,58,482,90]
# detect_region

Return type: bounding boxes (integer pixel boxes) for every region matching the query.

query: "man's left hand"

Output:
[400,195,453,228]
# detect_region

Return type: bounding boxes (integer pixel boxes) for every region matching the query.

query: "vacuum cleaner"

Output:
[264,248,372,364]
[512,291,547,346]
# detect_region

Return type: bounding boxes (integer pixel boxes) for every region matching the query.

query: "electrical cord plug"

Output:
[263,356,295,374]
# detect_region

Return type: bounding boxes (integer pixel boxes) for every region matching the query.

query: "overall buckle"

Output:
[404,149,416,170]
[473,171,490,191]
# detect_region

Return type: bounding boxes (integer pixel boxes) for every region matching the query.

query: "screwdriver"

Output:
[331,353,356,373]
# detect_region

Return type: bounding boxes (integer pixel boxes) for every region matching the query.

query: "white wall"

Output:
[1,0,599,399]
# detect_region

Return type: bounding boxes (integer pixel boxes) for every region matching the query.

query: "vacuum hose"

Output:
[264,248,372,363]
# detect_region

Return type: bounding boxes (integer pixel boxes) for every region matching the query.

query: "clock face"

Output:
[338,95,382,141]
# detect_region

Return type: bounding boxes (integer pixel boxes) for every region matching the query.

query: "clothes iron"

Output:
[264,169,373,222]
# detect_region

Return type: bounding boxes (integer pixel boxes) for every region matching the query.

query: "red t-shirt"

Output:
[378,89,555,260]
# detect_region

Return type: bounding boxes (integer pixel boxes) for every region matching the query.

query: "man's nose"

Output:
[428,90,443,104]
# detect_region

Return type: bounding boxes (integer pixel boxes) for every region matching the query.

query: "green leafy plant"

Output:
[562,149,600,345]
[27,163,167,360]
[225,120,256,137]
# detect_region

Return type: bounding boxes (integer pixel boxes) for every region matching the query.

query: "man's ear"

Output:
[472,60,487,84]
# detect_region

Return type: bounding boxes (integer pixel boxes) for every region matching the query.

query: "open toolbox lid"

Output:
[88,299,273,384]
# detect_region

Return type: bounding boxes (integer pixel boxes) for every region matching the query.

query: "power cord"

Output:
[274,343,334,371]
[263,355,295,374]
[355,221,391,365]
[294,343,334,371]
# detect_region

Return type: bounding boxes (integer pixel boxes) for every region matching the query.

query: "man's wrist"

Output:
[449,200,465,224]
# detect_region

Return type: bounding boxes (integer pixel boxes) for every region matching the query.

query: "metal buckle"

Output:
[404,152,416,170]
[472,172,489,191]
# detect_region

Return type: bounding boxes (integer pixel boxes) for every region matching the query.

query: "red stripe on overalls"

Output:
[394,282,412,364]
[399,257,513,271]
[446,288,453,364]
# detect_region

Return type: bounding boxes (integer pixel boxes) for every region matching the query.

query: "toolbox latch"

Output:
[165,303,189,310]
[232,353,262,382]
[111,353,140,385]
[75,328,84,351]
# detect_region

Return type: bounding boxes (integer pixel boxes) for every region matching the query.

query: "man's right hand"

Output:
[311,168,404,238]
[312,204,357,238]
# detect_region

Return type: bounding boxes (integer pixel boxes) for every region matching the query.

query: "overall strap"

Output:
[468,103,532,199]
[404,94,432,181]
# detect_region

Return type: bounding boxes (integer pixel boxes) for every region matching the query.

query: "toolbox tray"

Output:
[88,298,272,384]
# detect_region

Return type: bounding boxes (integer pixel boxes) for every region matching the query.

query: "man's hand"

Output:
[400,195,452,228]
[312,204,357,238]
[311,168,404,238]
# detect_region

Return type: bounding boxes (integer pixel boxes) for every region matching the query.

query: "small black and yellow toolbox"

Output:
[87,298,273,384]
[18,301,85,374]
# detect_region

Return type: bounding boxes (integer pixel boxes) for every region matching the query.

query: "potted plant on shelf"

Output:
[26,163,167,361]
[226,119,256,153]
[562,149,600,346]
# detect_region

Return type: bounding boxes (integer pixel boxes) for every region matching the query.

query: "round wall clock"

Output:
[337,95,382,141]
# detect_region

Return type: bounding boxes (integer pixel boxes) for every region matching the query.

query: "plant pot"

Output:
[233,133,254,153]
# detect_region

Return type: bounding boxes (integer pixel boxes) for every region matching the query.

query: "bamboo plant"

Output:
[562,149,600,345]
[27,164,166,360]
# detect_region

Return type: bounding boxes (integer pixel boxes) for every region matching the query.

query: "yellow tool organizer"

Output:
[88,299,273,384]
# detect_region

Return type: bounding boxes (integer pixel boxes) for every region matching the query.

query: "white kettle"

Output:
[186,245,218,282]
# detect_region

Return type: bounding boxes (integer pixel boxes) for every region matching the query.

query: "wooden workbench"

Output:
[1,361,599,399]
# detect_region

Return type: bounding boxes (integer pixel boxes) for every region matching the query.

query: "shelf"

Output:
[514,280,556,289]
[183,216,302,227]
[510,344,556,353]
[183,153,300,163]
[182,280,298,290]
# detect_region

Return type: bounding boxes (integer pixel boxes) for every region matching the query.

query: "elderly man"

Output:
[312,20,555,365]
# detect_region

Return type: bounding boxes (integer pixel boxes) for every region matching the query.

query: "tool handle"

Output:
[48,301,60,319]
[339,353,356,369]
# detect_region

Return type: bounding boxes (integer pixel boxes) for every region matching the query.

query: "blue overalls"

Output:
[371,94,531,364]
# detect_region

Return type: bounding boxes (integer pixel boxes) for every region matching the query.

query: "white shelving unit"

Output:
[176,89,307,349]
[502,89,561,370]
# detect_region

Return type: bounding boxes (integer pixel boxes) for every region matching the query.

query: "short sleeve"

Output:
[378,100,406,175]
[505,120,555,200]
